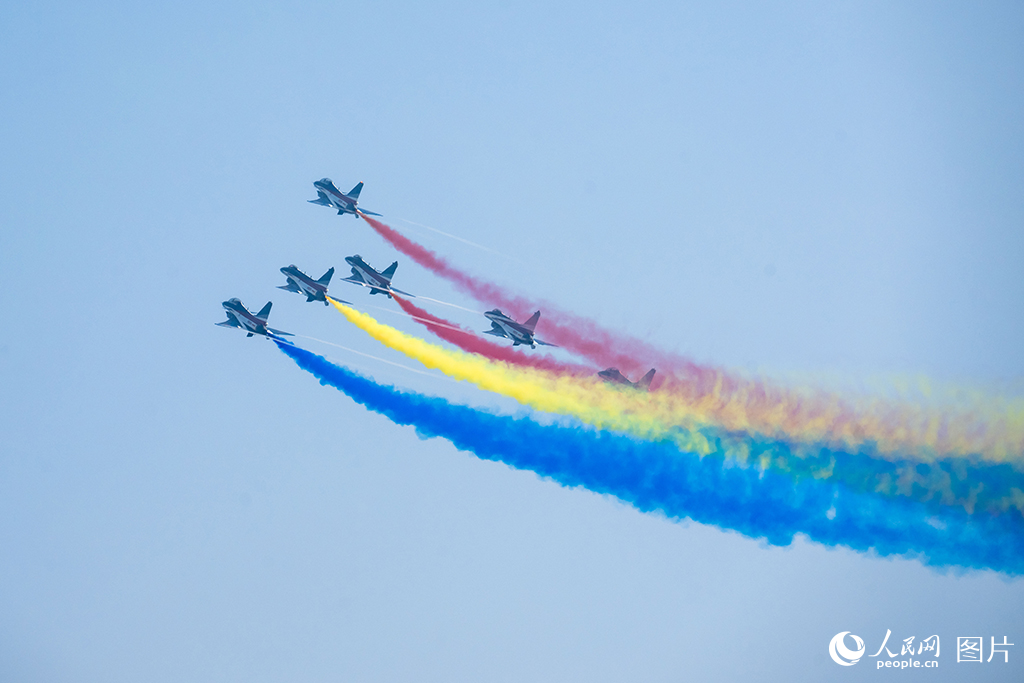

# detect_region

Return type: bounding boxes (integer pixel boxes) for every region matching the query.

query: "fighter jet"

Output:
[307,178,382,218]
[598,367,656,390]
[339,255,413,298]
[277,265,347,306]
[216,298,293,338]
[482,309,556,349]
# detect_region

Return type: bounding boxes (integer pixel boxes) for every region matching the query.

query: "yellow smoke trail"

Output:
[328,298,712,453]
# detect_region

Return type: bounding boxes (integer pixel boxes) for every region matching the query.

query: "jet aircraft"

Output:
[308,178,382,217]
[482,309,556,349]
[216,298,293,338]
[277,265,347,306]
[339,255,412,298]
[598,367,656,390]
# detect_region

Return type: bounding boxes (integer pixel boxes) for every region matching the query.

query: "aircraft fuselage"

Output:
[485,311,536,347]
[221,299,270,336]
[280,266,328,303]
[598,368,632,385]
[314,179,358,214]
[345,256,392,295]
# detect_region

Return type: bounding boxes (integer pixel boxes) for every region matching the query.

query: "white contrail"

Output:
[328,296,474,333]
[414,295,486,315]
[396,217,524,264]
[355,300,471,335]
[292,334,458,383]
[332,290,482,316]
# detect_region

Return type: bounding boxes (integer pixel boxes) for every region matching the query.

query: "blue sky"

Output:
[2,2,1023,681]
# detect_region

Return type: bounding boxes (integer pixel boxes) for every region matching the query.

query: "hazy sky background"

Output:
[2,1,1023,681]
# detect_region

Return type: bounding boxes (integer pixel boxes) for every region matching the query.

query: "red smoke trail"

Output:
[393,295,595,376]
[361,214,720,389]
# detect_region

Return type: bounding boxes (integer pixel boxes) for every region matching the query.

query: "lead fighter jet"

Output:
[339,255,413,298]
[598,367,656,390]
[307,178,382,218]
[216,298,293,338]
[482,309,556,349]
[278,265,348,306]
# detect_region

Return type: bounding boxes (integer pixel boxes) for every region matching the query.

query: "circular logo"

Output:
[829,631,865,666]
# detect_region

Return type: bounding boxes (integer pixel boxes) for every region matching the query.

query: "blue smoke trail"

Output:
[713,431,1024,518]
[276,341,1024,575]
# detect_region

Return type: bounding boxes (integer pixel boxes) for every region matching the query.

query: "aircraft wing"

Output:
[389,287,415,297]
[482,324,507,338]
[534,338,559,347]
[277,282,302,293]
[216,313,242,328]
[358,209,383,217]
[308,191,332,207]
[340,275,367,287]
[267,328,294,337]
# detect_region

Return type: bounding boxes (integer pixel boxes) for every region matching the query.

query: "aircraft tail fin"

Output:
[255,301,272,322]
[347,182,364,199]
[317,267,335,286]
[381,261,398,281]
[637,369,656,390]
[523,310,541,333]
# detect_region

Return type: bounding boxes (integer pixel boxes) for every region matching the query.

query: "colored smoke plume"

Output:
[275,339,1024,575]
[329,298,1024,515]
[361,215,1024,463]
